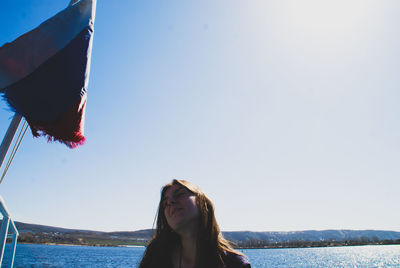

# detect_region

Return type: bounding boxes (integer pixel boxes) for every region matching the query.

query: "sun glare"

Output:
[285,0,374,37]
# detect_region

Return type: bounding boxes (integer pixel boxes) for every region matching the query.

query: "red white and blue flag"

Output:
[0,0,96,148]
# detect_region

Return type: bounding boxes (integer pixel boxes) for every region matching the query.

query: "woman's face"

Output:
[163,184,200,232]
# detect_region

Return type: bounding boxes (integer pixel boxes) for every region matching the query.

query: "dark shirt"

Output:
[139,243,251,268]
[222,252,251,268]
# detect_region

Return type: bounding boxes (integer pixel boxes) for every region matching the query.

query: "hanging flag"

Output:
[0,0,96,148]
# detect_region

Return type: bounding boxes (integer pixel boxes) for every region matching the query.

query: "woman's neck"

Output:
[177,226,198,268]
[181,233,197,261]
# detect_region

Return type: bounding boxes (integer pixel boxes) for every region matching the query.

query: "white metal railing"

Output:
[0,196,18,268]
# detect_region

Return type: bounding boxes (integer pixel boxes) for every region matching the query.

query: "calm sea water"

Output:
[2,244,400,267]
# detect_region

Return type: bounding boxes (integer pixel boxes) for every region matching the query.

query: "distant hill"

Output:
[13,221,152,246]
[223,229,400,243]
[10,221,400,248]
[15,221,104,234]
[15,221,151,237]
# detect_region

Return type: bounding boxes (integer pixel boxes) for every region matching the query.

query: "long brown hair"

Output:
[139,179,242,268]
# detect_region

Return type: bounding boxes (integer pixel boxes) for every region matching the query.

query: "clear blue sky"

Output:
[1,0,400,232]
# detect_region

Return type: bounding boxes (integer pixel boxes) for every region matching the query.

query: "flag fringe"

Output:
[27,98,87,149]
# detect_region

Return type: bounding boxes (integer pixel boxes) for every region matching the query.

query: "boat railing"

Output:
[0,195,18,268]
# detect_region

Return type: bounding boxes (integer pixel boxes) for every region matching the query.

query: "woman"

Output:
[139,179,251,268]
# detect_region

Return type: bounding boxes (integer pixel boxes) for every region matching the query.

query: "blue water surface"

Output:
[2,244,400,267]
[242,245,400,267]
[2,244,144,267]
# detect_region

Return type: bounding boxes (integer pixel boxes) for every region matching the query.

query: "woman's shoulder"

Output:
[222,251,251,268]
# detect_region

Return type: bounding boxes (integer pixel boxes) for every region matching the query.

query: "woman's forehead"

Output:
[164,184,187,197]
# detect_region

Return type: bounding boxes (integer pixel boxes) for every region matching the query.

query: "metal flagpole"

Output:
[0,114,22,173]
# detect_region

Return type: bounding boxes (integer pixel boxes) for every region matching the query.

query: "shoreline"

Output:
[18,242,400,249]
[19,242,144,248]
